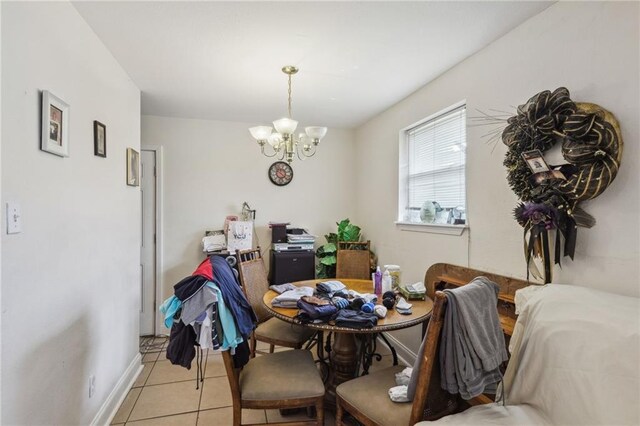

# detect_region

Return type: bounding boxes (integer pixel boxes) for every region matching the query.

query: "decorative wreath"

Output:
[502,87,623,283]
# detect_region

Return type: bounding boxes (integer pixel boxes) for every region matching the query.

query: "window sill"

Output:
[394,221,468,236]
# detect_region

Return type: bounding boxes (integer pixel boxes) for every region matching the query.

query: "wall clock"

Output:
[268,161,293,186]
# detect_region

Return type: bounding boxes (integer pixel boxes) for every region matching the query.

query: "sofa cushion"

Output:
[419,403,551,425]
[503,284,640,425]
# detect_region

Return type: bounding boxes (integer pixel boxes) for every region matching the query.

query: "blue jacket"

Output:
[209,255,256,337]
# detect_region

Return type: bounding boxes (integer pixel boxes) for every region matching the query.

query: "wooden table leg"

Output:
[326,332,358,409]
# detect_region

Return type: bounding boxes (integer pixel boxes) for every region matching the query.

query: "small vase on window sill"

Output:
[420,201,440,223]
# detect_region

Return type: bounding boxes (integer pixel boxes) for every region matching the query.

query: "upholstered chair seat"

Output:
[239,350,325,401]
[337,365,411,425]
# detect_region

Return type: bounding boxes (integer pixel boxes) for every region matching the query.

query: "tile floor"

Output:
[111,336,399,425]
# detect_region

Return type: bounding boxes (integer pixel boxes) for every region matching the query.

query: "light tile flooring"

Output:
[111,336,398,425]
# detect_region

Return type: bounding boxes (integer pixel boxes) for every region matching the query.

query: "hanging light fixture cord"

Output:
[287,72,293,118]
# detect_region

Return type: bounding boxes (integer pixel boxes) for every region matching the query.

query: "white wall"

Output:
[141,115,356,332]
[1,2,141,424]
[354,2,640,354]
[0,3,3,421]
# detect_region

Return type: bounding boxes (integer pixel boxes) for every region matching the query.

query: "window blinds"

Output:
[407,106,466,210]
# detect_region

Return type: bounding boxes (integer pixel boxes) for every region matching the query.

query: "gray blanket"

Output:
[439,276,508,400]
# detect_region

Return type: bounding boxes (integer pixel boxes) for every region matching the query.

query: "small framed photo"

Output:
[434,209,451,224]
[94,121,106,158]
[126,148,140,186]
[41,90,69,157]
[530,169,567,185]
[521,149,550,174]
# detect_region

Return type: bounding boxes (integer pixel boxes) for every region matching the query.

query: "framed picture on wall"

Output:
[521,149,550,174]
[126,148,140,186]
[41,90,70,157]
[93,121,106,158]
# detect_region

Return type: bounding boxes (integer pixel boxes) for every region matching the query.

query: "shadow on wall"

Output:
[18,312,90,425]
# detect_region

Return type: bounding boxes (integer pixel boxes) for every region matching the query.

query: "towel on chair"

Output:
[439,276,508,400]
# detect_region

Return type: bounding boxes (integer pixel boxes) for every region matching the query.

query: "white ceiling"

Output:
[73,1,552,129]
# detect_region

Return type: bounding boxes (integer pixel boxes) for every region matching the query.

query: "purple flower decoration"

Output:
[514,202,557,229]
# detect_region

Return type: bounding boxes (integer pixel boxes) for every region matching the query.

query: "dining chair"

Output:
[236,248,316,357]
[336,241,371,280]
[221,349,325,426]
[335,292,459,426]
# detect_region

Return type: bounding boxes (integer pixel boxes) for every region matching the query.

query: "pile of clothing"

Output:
[159,256,257,386]
[273,280,391,329]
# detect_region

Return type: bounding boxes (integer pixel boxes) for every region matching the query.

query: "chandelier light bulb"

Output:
[305,126,327,142]
[268,133,283,148]
[249,126,273,142]
[273,117,298,135]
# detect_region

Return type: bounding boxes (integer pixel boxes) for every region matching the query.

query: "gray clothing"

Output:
[269,283,297,294]
[440,277,508,400]
[181,286,218,325]
[271,286,314,308]
[406,277,507,401]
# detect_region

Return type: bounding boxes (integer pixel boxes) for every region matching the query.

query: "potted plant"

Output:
[316,219,374,278]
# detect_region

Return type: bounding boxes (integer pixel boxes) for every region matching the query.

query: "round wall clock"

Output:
[268,161,293,186]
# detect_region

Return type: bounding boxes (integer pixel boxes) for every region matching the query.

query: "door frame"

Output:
[141,145,164,335]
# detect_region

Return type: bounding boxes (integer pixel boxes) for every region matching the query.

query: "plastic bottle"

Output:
[384,264,401,290]
[382,269,392,294]
[374,266,382,294]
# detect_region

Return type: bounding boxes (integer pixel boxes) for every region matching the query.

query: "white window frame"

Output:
[396,100,468,235]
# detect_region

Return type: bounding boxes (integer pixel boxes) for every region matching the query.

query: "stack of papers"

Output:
[287,231,316,244]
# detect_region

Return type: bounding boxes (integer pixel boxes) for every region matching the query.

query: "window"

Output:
[398,104,466,226]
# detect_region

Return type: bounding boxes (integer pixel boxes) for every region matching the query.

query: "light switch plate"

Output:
[7,202,22,234]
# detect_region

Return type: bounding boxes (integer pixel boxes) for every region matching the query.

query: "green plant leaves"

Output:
[315,218,363,279]
[320,255,336,266]
[323,243,336,253]
[336,218,361,242]
[325,232,338,245]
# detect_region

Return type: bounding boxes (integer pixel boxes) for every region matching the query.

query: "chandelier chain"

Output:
[287,73,292,118]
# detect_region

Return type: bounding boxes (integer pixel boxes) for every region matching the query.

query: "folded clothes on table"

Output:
[316,280,347,296]
[296,296,338,323]
[347,290,378,303]
[333,310,378,328]
[269,283,297,294]
[271,286,314,308]
[331,296,350,309]
[396,297,413,315]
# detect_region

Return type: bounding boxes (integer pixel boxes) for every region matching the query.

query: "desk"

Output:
[263,278,433,406]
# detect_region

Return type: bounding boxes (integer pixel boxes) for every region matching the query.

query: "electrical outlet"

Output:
[89,375,96,398]
[6,202,22,234]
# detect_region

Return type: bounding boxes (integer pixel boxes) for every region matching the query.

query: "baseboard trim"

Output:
[91,353,143,426]
[378,333,418,367]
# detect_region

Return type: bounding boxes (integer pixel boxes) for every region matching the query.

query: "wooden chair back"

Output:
[425,263,531,337]
[336,240,371,280]
[409,291,454,424]
[236,248,272,323]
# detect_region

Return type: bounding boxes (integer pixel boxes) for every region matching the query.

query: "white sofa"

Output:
[419,284,640,426]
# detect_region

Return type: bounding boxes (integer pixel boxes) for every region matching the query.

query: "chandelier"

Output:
[249,66,327,163]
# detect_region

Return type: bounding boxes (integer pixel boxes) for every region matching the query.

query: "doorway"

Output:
[140,148,162,336]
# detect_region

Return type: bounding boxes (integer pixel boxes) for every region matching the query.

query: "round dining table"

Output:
[262,278,434,406]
